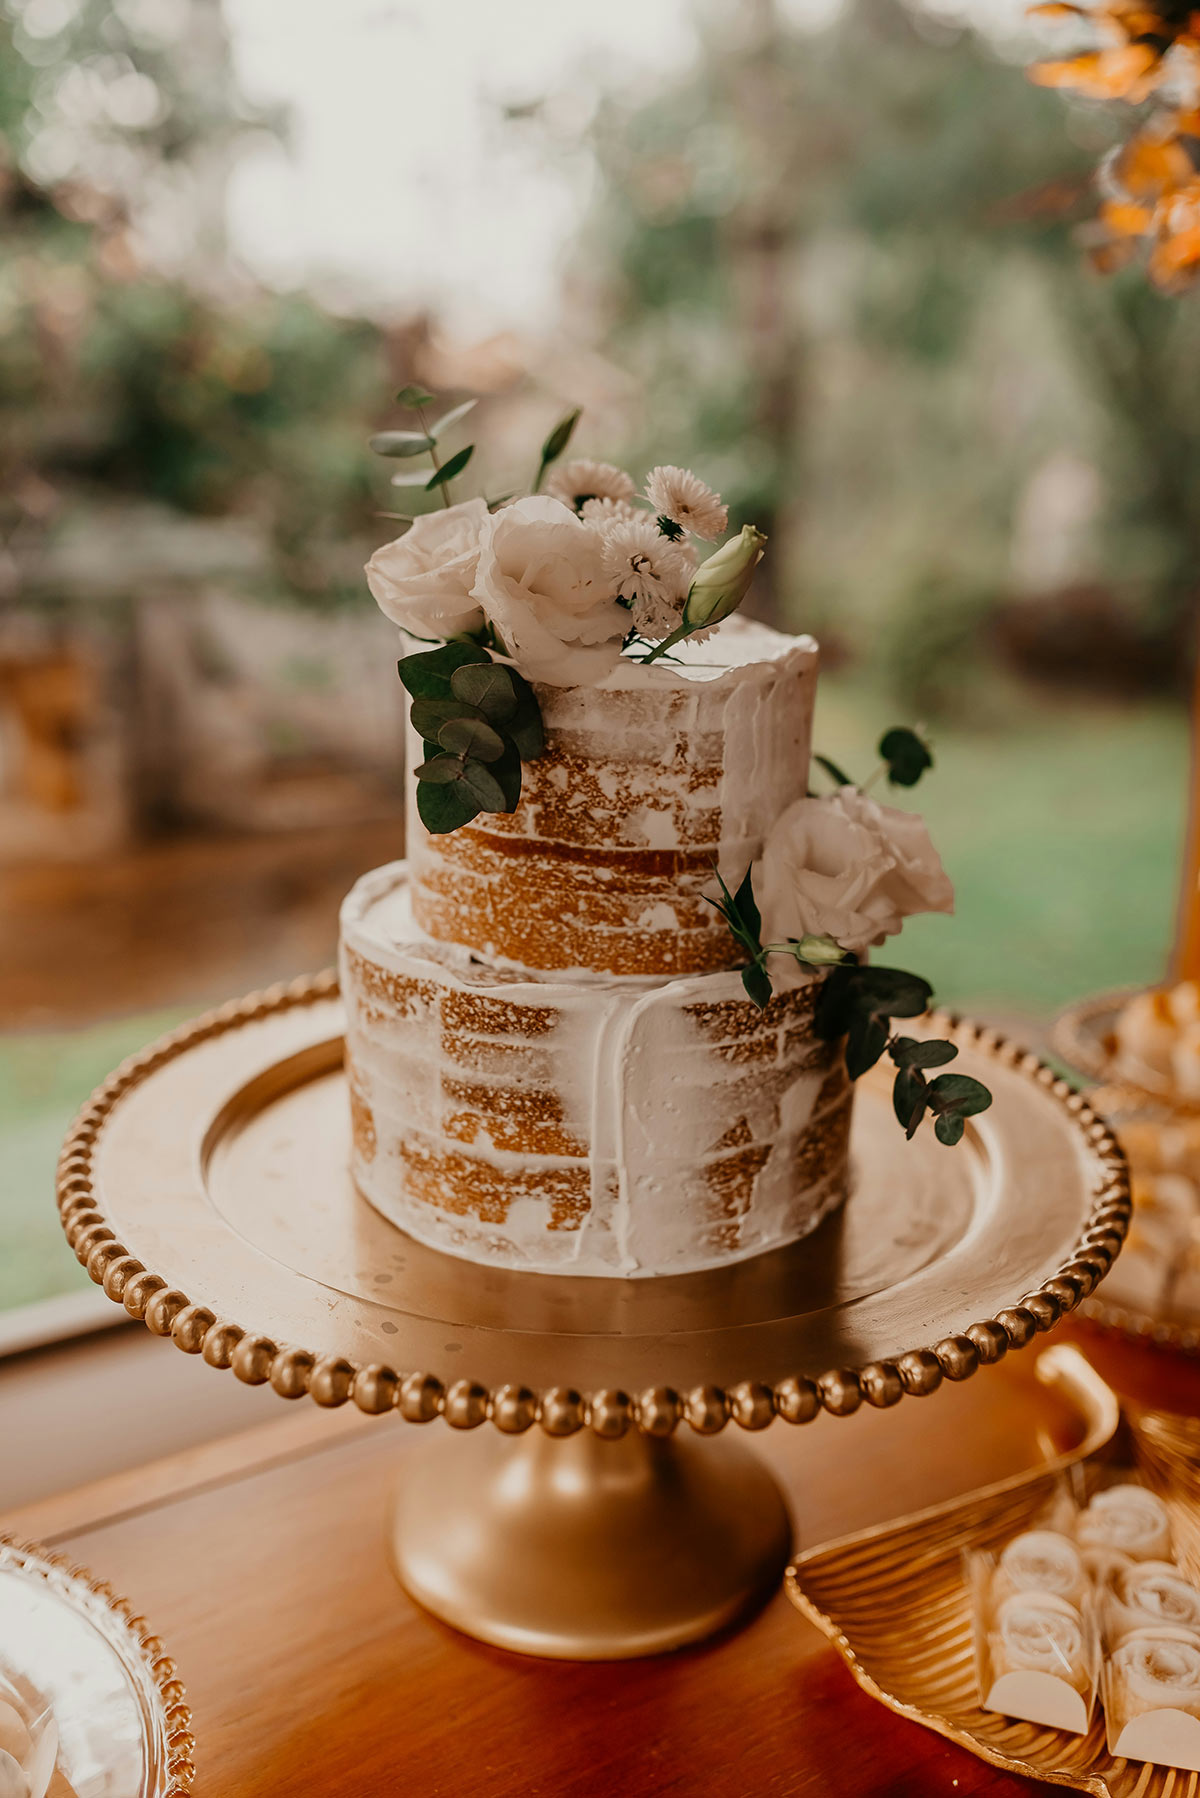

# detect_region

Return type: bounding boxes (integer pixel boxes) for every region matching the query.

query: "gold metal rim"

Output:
[0,1530,195,1795]
[56,972,1131,1436]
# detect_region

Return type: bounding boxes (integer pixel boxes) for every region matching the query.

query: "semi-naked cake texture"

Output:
[340,618,855,1276]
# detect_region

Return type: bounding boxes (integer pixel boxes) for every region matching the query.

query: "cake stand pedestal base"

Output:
[390,1426,793,1660]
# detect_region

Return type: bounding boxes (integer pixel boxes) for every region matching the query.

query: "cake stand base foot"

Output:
[390,1424,793,1660]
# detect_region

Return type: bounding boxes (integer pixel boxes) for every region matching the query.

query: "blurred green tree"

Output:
[577,0,1200,704]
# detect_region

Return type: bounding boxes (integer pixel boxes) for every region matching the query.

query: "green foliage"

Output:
[534,407,582,491]
[879,726,933,788]
[398,642,545,834]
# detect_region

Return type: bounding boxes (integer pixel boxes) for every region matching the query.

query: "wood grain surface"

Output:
[11,1321,1198,1798]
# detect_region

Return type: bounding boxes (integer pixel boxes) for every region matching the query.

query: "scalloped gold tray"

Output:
[0,1534,194,1797]
[786,1347,1200,1796]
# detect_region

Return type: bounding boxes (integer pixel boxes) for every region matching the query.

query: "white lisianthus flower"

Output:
[545,459,635,512]
[472,495,629,686]
[600,516,694,640]
[645,465,728,539]
[364,498,489,640]
[755,787,954,958]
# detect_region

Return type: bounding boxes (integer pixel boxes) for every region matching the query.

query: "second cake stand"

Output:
[57,974,1129,1659]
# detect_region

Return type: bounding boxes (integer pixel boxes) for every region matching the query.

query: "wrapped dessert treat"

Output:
[1102,1560,1200,1642]
[1104,1628,1200,1770]
[991,1530,1089,1612]
[1077,1485,1173,1565]
[969,1529,1098,1733]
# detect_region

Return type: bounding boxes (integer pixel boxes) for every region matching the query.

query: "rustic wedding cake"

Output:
[339,398,977,1277]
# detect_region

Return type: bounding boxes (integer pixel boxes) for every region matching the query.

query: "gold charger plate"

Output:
[1054,990,1200,1355]
[58,973,1130,1430]
[785,1346,1200,1797]
[0,1534,194,1797]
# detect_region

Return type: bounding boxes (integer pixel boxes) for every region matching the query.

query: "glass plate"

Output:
[0,1537,193,1798]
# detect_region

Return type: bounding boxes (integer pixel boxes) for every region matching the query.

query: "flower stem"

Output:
[417,403,451,509]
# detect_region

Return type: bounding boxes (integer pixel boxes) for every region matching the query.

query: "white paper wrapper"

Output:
[1077,1484,1173,1564]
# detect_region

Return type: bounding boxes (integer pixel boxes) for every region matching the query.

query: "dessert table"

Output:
[8,1323,1195,1798]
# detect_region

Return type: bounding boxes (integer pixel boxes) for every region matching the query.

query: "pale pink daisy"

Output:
[601,517,694,641]
[579,495,642,527]
[545,459,636,512]
[644,465,728,540]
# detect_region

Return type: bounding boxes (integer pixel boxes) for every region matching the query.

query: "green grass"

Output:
[1,1009,190,1312]
[816,676,1189,1014]
[0,682,1189,1313]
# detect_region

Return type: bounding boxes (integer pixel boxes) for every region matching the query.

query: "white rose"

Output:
[755,786,954,956]
[364,498,489,640]
[471,494,628,685]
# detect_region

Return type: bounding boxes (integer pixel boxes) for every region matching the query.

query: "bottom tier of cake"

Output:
[339,862,854,1277]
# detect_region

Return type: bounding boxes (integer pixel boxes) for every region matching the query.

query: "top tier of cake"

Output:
[405,617,819,979]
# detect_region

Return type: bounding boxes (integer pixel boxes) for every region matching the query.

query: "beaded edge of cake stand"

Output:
[57,971,1131,1437]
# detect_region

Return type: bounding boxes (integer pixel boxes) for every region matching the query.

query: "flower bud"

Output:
[793,933,849,967]
[682,525,767,629]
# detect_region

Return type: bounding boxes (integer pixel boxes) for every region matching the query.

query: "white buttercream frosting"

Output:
[340,863,851,1277]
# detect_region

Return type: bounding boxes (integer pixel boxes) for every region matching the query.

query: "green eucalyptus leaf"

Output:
[888,1037,959,1070]
[879,726,933,788]
[794,933,848,967]
[426,444,474,489]
[390,469,439,487]
[410,696,483,739]
[398,641,489,700]
[450,661,518,724]
[848,967,933,1017]
[927,1073,993,1117]
[934,1112,966,1147]
[459,758,508,812]
[417,777,482,834]
[892,1066,929,1138]
[506,668,545,758]
[490,738,523,811]
[414,752,467,784]
[540,407,582,466]
[845,1014,890,1080]
[741,961,773,1011]
[396,384,436,409]
[370,430,434,457]
[431,399,478,438]
[438,715,506,761]
[814,753,853,789]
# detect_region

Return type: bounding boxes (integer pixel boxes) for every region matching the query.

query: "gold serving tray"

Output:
[59,975,1129,1422]
[786,1346,1200,1797]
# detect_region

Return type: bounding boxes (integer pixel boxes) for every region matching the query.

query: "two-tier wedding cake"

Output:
[338,403,973,1277]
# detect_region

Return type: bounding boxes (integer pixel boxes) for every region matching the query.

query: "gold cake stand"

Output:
[57,972,1130,1661]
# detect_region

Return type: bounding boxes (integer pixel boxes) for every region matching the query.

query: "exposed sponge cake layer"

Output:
[406,617,819,979]
[340,861,852,1277]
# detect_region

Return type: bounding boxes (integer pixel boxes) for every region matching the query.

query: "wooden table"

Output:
[7,1321,1200,1798]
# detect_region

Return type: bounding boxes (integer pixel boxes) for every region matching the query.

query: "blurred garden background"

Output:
[1,0,1195,1310]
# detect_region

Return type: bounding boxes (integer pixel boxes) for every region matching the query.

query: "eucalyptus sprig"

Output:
[707,865,991,1148]
[399,641,545,834]
[370,384,478,510]
[812,726,934,795]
